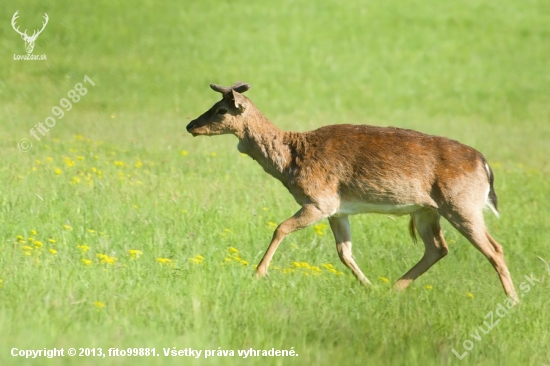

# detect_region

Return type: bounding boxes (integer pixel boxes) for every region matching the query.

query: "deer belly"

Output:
[336,201,421,216]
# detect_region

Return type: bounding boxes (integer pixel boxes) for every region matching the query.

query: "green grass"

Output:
[1,0,549,365]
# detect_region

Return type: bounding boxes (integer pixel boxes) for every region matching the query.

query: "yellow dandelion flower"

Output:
[313,223,327,236]
[87,229,96,234]
[157,258,173,264]
[267,221,278,228]
[81,259,93,266]
[96,253,116,265]
[379,277,390,283]
[74,135,85,140]
[113,161,125,167]
[64,157,75,167]
[466,292,474,299]
[32,240,43,248]
[76,156,85,161]
[54,168,63,175]
[221,229,232,237]
[94,301,105,309]
[15,235,25,242]
[71,176,81,185]
[77,245,90,252]
[128,249,143,259]
[228,247,239,254]
[0,279,3,289]
[134,161,143,168]
[48,238,56,243]
[189,256,204,264]
[22,245,33,251]
[425,285,433,290]
[45,157,53,163]
[23,251,32,256]
[210,152,217,157]
[62,224,73,230]
[49,249,57,255]
[180,150,188,156]
[30,230,37,236]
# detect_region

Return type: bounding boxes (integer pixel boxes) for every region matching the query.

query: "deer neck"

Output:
[236,115,291,183]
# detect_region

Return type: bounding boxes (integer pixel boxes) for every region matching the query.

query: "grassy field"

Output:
[1,0,549,365]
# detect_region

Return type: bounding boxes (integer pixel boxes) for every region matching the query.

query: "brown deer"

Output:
[186,82,518,303]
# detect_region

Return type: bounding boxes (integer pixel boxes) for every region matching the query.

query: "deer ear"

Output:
[231,90,247,111]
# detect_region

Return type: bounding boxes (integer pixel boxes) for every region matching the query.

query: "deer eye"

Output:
[217,108,227,115]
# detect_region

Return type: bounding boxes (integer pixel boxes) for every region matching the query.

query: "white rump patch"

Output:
[484,186,500,218]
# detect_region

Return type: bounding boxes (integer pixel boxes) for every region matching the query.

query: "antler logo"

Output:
[11,10,49,54]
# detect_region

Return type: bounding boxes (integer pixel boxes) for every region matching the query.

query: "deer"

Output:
[11,11,49,54]
[186,82,519,303]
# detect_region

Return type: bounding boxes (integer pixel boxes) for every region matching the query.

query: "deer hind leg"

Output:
[442,208,519,303]
[394,209,448,291]
[255,204,327,278]
[328,216,371,286]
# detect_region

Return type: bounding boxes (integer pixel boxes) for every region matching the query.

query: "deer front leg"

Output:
[255,204,327,278]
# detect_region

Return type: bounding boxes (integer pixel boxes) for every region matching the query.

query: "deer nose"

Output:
[186,120,196,132]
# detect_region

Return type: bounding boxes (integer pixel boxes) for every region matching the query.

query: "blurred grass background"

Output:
[2,0,549,155]
[1,0,549,365]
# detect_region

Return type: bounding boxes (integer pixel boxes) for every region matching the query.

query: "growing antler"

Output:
[210,82,251,95]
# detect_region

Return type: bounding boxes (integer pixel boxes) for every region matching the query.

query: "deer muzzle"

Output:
[186,120,200,136]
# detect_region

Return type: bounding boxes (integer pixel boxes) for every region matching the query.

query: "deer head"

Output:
[186,82,251,136]
[11,11,49,54]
